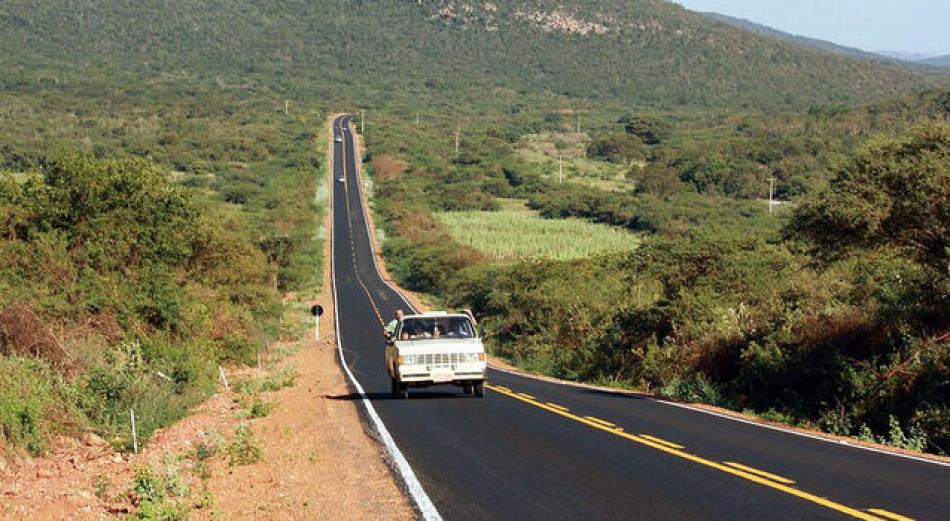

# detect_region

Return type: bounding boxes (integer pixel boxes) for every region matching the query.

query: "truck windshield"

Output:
[398,317,475,341]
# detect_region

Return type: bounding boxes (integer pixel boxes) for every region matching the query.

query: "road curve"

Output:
[329,115,950,521]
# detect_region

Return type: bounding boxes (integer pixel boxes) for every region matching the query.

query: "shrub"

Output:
[0,356,78,454]
[129,464,190,521]
[226,423,262,466]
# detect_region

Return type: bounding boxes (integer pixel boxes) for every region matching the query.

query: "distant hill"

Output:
[878,51,939,62]
[919,55,950,67]
[701,12,890,62]
[0,0,946,110]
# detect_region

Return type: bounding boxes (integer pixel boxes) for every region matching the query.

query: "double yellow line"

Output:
[486,384,913,521]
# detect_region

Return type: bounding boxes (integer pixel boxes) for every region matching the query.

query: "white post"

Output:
[314,314,320,341]
[219,365,229,391]
[284,100,289,115]
[130,409,138,454]
[455,126,460,157]
[558,154,563,184]
[361,110,365,133]
[768,177,775,215]
[577,114,581,134]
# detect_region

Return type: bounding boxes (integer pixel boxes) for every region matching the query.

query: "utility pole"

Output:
[416,113,420,126]
[284,100,289,115]
[361,110,365,133]
[577,114,581,134]
[455,126,460,158]
[558,154,563,183]
[768,177,775,215]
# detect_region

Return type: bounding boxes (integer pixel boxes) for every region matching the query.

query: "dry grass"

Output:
[0,303,73,371]
[370,154,407,180]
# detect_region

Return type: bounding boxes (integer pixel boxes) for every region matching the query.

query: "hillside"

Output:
[701,12,891,62]
[0,0,946,110]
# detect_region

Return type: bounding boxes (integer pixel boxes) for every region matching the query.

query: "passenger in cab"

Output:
[385,309,404,339]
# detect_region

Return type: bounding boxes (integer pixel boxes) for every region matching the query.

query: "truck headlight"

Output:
[398,354,420,365]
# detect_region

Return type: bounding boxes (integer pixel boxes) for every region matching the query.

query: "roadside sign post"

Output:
[311,304,324,341]
[130,409,138,454]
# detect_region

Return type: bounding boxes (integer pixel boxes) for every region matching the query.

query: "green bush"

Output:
[129,464,191,521]
[0,356,79,454]
[81,340,214,451]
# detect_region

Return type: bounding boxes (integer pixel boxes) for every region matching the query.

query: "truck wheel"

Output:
[473,381,485,398]
[391,377,407,399]
[462,383,473,395]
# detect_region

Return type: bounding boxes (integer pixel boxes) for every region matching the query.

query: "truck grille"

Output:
[423,353,461,367]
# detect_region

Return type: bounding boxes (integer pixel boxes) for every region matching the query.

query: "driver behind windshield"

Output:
[445,317,474,338]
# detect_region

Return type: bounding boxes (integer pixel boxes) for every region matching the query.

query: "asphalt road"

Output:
[329,115,950,521]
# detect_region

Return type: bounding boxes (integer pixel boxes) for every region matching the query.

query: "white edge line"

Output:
[331,117,443,521]
[345,117,950,470]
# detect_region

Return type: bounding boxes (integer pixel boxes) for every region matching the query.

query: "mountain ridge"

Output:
[700,12,893,63]
[0,0,946,110]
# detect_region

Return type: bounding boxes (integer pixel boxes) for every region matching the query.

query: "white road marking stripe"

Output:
[331,116,442,521]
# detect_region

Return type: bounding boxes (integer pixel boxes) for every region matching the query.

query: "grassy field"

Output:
[515,133,634,192]
[434,209,640,261]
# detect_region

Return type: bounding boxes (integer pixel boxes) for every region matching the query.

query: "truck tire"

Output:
[391,377,407,399]
[462,383,474,395]
[473,381,485,398]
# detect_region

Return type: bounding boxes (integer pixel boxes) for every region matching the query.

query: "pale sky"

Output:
[673,0,950,56]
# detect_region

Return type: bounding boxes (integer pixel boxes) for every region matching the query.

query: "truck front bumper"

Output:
[397,362,487,384]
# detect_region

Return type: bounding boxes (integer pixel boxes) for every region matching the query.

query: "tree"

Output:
[587,133,645,164]
[618,114,671,145]
[629,162,683,198]
[789,123,949,276]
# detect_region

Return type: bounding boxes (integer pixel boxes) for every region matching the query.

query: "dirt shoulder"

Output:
[0,115,415,520]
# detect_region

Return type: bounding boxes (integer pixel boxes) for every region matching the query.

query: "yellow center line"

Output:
[545,402,569,412]
[723,461,795,485]
[867,509,916,521]
[640,434,685,450]
[584,416,616,427]
[518,393,537,400]
[484,383,890,521]
[339,119,384,327]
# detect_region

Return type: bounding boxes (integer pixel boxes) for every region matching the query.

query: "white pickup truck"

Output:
[385,311,487,399]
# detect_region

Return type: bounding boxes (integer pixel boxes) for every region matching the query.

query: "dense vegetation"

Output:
[1,0,946,112]
[0,79,327,455]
